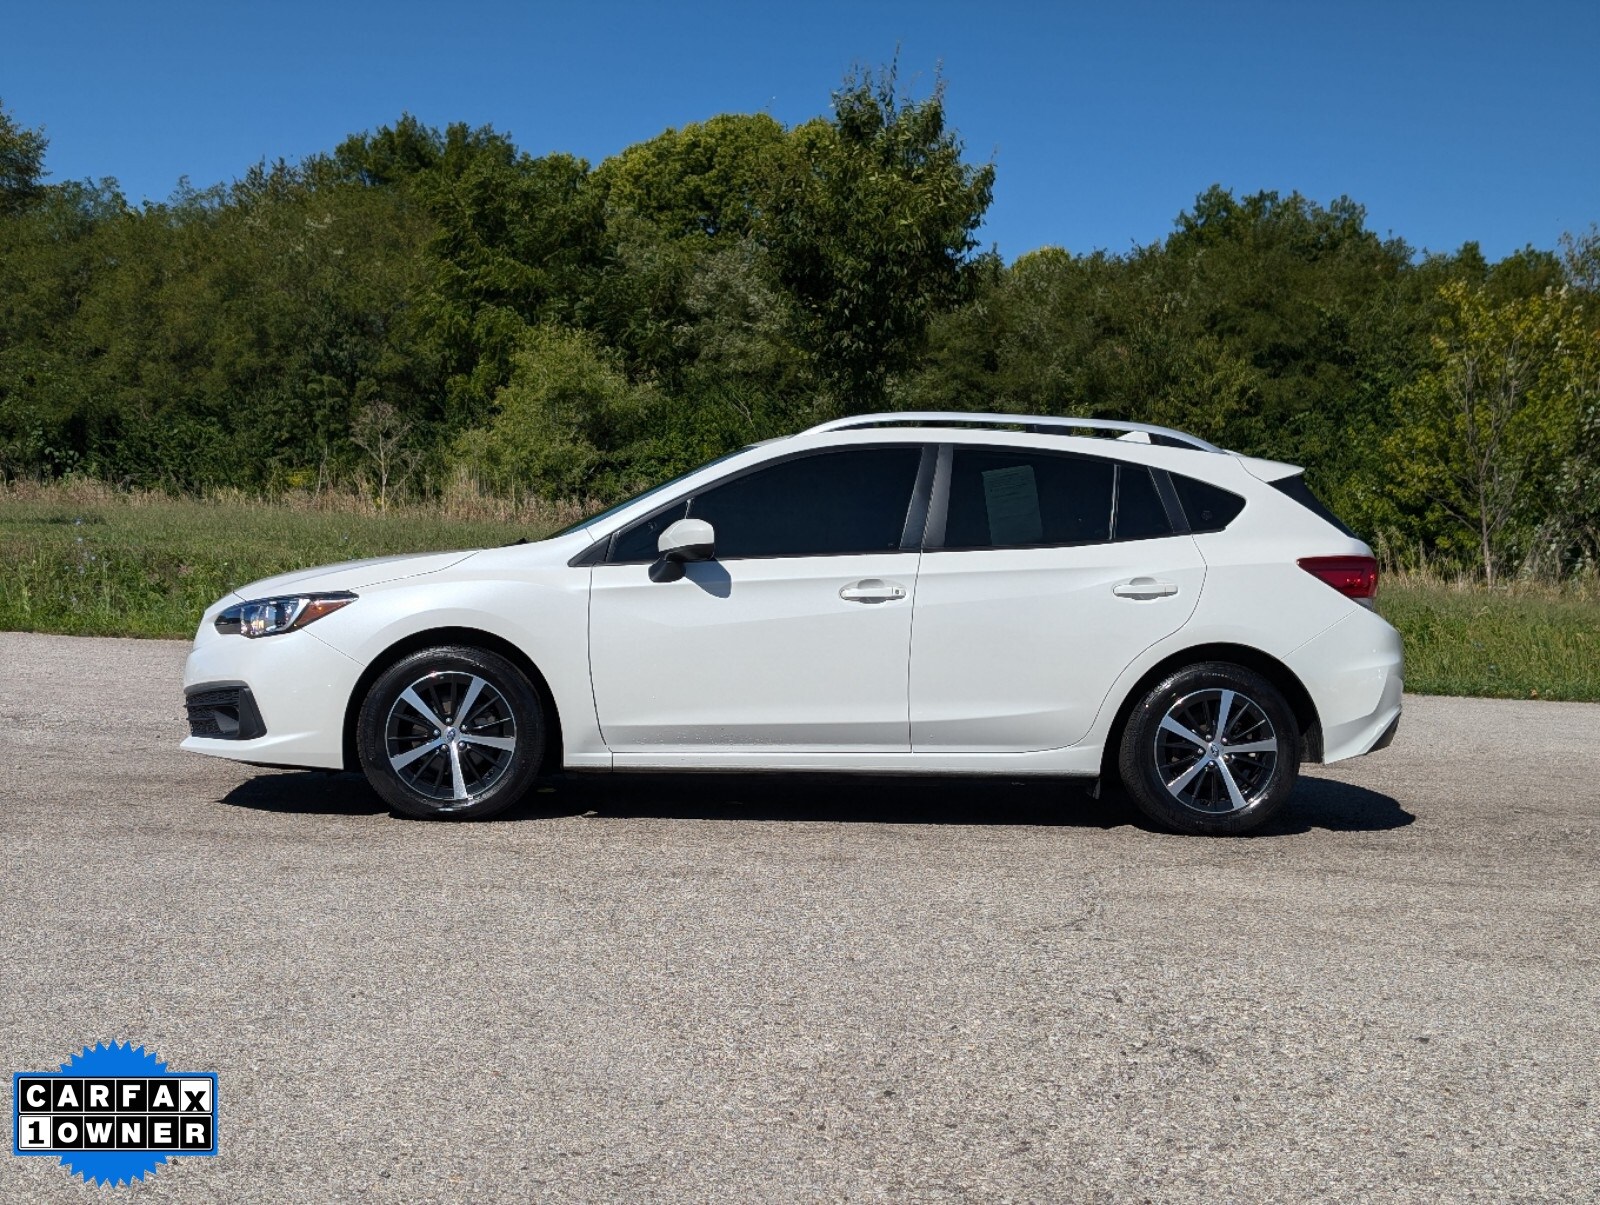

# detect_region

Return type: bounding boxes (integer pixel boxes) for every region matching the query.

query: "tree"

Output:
[0,98,47,215]
[450,325,662,500]
[594,113,789,240]
[763,66,994,406]
[1562,226,1600,295]
[350,400,416,509]
[417,135,606,426]
[904,186,1417,520]
[1385,281,1591,583]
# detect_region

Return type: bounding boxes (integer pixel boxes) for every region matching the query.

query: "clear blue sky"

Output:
[3,0,1596,260]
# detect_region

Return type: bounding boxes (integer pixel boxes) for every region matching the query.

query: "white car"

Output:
[182,413,1402,835]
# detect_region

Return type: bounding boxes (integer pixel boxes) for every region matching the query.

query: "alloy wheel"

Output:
[384,671,518,804]
[1153,687,1279,814]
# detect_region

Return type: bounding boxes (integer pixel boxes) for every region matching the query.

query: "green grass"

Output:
[1377,576,1600,702]
[3,482,1597,701]
[0,481,567,639]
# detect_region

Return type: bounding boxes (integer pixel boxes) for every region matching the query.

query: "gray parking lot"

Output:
[0,630,1596,1202]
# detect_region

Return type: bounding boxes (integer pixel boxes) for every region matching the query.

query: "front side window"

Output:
[548,446,750,541]
[609,446,923,562]
[942,448,1116,549]
[610,500,689,563]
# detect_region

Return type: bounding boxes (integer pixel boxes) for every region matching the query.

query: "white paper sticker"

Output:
[981,465,1043,546]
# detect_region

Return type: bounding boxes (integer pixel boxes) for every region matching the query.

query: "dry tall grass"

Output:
[0,474,602,529]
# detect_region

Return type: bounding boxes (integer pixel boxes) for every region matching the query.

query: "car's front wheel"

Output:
[357,645,545,820]
[1117,662,1300,835]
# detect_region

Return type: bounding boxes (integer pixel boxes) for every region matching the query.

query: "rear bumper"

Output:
[1369,713,1400,752]
[1285,607,1404,764]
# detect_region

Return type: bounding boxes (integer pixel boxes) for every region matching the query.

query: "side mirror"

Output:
[649,518,715,582]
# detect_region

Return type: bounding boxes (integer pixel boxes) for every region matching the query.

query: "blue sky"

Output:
[3,1,1596,260]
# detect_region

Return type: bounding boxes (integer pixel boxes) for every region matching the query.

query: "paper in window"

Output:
[981,465,1043,546]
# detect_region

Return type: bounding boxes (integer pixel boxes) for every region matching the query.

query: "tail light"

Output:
[1298,556,1378,604]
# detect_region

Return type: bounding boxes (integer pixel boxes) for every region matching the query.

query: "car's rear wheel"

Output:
[1117,662,1300,835]
[357,645,544,820]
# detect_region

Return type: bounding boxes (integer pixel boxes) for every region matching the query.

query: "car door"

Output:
[589,444,931,752]
[909,445,1206,752]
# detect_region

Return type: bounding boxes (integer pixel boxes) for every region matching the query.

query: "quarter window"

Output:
[1171,473,1246,533]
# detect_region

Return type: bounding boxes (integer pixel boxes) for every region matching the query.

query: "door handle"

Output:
[1113,577,1179,600]
[839,578,907,604]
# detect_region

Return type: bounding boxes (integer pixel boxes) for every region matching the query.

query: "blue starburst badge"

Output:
[12,1042,218,1187]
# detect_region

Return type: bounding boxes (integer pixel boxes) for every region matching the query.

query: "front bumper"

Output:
[180,624,362,769]
[1284,606,1404,764]
[184,682,267,740]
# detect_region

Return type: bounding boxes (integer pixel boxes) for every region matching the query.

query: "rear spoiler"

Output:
[1233,454,1303,484]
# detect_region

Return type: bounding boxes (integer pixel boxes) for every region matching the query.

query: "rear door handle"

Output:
[839,578,908,604]
[1113,577,1179,600]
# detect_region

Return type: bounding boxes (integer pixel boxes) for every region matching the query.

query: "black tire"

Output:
[357,645,545,820]
[1117,662,1300,836]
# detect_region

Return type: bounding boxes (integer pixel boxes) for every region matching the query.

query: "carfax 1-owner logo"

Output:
[12,1042,218,1186]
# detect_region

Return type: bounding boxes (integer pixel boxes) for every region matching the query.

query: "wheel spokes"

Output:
[447,739,468,800]
[457,675,488,727]
[1214,689,1235,742]
[399,686,446,733]
[1223,737,1276,755]
[391,735,446,771]
[1215,757,1249,811]
[459,733,515,752]
[1165,758,1208,795]
[1159,714,1208,749]
[386,671,518,805]
[1154,687,1276,815]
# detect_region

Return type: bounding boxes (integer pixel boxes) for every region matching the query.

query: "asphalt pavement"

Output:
[0,631,1595,1202]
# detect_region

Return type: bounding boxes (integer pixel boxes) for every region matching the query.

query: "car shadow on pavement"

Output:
[221,771,388,816]
[1257,775,1415,835]
[220,769,1412,835]
[535,770,1414,835]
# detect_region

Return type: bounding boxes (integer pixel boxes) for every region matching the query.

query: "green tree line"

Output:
[1,71,1595,581]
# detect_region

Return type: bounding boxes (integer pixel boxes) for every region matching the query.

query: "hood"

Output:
[228,550,480,601]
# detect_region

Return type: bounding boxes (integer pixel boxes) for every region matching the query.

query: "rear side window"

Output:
[943,448,1115,549]
[1171,473,1246,533]
[1113,465,1173,541]
[685,446,922,560]
[1272,475,1358,538]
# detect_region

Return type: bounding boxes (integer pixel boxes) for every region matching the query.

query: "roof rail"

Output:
[801,411,1224,453]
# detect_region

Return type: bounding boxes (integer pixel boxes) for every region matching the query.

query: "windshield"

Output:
[544,447,753,540]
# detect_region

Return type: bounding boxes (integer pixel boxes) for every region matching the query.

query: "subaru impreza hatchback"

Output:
[182,413,1402,834]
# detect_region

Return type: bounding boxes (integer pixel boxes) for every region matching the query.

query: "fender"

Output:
[307,569,609,769]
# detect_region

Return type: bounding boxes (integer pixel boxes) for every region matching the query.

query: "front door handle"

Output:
[839,578,907,604]
[1113,577,1179,600]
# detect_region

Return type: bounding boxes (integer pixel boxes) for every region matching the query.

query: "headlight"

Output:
[215,592,356,638]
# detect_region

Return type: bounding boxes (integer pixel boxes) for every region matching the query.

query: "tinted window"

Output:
[549,447,749,540]
[1114,465,1173,541]
[1172,473,1246,532]
[673,447,922,560]
[943,449,1114,549]
[610,499,689,563]
[1272,475,1357,538]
